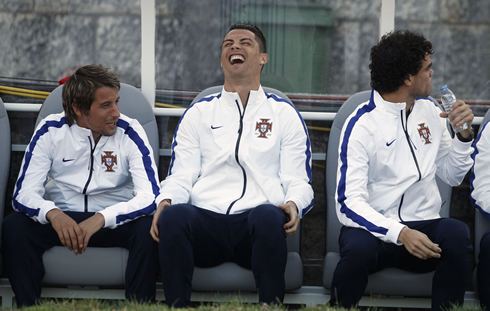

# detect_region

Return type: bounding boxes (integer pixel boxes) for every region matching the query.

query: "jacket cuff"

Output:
[387,222,407,245]
[98,209,117,229]
[155,193,172,208]
[39,203,59,225]
[456,128,474,142]
[452,133,474,152]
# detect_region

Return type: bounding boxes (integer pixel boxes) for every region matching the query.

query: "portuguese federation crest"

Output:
[255,118,273,138]
[417,123,432,145]
[101,151,117,172]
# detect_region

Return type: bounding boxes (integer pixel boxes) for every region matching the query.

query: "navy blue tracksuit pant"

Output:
[158,203,287,308]
[478,230,490,310]
[329,218,472,311]
[2,212,158,307]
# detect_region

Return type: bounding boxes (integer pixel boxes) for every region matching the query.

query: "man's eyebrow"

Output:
[100,96,120,106]
[222,37,254,45]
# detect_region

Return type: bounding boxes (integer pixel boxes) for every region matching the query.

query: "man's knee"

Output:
[339,228,379,265]
[437,219,472,253]
[158,204,197,239]
[159,203,193,221]
[130,216,157,246]
[2,213,34,243]
[249,204,285,229]
[480,230,490,259]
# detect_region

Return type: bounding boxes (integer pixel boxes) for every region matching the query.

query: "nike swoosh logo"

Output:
[211,125,223,129]
[386,139,396,147]
[62,158,75,162]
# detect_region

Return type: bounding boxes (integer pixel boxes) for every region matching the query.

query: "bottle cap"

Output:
[440,85,448,91]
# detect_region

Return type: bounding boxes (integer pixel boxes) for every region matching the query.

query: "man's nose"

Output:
[111,103,120,118]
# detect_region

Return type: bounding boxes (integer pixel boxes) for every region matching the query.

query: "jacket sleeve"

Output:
[98,119,160,228]
[471,121,490,220]
[156,105,201,206]
[12,119,59,224]
[335,114,406,245]
[434,110,473,186]
[279,106,314,218]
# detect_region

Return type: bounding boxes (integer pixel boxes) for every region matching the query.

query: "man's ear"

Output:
[404,75,413,87]
[72,103,82,117]
[260,53,269,66]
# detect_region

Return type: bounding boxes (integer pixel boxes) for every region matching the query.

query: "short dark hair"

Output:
[62,65,120,125]
[370,30,433,94]
[228,22,267,53]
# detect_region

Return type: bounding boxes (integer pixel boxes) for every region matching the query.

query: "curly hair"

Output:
[370,30,433,94]
[62,65,120,125]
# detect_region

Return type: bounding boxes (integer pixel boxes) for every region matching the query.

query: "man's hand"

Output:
[150,199,171,242]
[78,213,105,254]
[398,227,441,260]
[439,99,474,139]
[46,209,83,255]
[278,201,300,236]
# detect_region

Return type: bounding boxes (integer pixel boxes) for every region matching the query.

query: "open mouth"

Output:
[230,54,245,65]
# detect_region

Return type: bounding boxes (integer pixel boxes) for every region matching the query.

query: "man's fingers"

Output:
[284,216,295,228]
[56,230,67,247]
[67,228,80,254]
[426,242,441,254]
[81,234,90,254]
[61,229,73,251]
[411,241,441,259]
[452,109,471,126]
[278,202,299,236]
[285,217,300,236]
[150,224,160,242]
[150,209,162,242]
[449,101,473,126]
[285,226,297,236]
[74,225,84,253]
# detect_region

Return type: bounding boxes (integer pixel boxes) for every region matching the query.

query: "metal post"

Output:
[140,0,156,107]
[380,0,395,40]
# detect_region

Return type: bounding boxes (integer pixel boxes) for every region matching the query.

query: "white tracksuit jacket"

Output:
[470,120,490,219]
[156,86,314,218]
[13,112,160,228]
[337,90,473,244]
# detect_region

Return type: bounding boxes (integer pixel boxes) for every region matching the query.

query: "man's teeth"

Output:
[230,55,245,64]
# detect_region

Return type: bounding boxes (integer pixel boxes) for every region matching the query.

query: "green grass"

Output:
[7,299,344,311]
[8,299,483,311]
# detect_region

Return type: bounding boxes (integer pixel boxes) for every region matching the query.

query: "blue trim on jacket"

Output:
[265,91,314,217]
[336,89,389,235]
[115,118,159,224]
[470,120,490,220]
[168,93,221,176]
[13,118,68,217]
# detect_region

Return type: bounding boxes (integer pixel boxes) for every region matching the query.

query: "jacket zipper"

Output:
[82,137,96,212]
[227,97,249,214]
[398,110,421,221]
[400,110,421,181]
[398,194,405,222]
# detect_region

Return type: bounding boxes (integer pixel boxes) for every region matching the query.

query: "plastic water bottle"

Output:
[440,85,468,133]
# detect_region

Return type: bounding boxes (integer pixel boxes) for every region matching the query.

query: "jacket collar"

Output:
[373,89,408,116]
[71,121,92,139]
[220,85,266,107]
